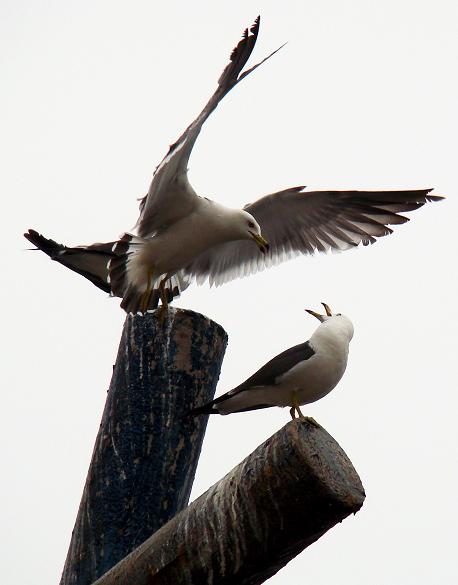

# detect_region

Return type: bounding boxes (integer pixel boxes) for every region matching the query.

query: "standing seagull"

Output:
[24,17,442,314]
[191,303,353,420]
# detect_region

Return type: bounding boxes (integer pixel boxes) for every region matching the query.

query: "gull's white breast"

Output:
[277,342,349,405]
[143,198,240,275]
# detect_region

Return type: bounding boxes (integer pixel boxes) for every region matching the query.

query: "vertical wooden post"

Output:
[60,308,228,585]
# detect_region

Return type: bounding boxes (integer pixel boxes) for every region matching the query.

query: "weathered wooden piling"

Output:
[60,308,228,585]
[92,418,365,585]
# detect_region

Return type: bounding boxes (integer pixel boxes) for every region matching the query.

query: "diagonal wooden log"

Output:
[60,308,228,585]
[92,418,366,585]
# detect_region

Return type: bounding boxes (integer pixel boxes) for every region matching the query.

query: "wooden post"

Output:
[60,308,228,585]
[92,418,366,585]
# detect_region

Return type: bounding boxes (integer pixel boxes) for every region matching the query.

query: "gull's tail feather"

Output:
[189,396,271,416]
[189,386,272,416]
[189,402,219,416]
[24,228,116,293]
[108,233,191,314]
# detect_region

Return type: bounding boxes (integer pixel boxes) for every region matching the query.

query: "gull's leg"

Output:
[156,277,169,325]
[290,389,319,426]
[291,390,306,422]
[295,404,307,421]
[140,269,154,314]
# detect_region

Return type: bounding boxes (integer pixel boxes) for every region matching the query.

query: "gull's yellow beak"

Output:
[251,232,270,254]
[305,303,333,322]
[305,309,325,322]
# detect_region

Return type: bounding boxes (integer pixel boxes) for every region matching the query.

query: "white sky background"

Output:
[2,1,457,583]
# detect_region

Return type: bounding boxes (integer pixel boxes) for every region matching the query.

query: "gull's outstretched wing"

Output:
[24,229,115,293]
[24,229,192,308]
[184,187,443,286]
[135,16,284,237]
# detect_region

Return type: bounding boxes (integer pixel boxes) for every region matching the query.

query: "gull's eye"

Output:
[248,221,255,229]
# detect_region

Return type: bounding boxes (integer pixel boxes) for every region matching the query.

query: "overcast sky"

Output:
[2,1,457,583]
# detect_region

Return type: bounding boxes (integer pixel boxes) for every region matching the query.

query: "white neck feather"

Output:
[310,315,354,353]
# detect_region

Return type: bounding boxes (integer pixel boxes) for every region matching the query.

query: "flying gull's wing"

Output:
[184,187,443,286]
[24,229,115,293]
[136,16,284,237]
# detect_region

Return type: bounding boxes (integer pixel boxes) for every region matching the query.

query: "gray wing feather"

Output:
[191,340,319,415]
[135,17,284,237]
[184,187,442,286]
[221,341,315,399]
[190,341,315,415]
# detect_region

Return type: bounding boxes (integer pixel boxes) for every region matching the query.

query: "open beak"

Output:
[305,303,333,322]
[305,309,325,322]
[251,232,270,254]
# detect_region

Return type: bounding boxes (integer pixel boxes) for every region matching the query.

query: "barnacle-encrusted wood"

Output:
[60,309,228,585]
[93,419,365,585]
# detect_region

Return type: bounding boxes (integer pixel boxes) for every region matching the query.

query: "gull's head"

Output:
[237,210,269,254]
[305,302,354,341]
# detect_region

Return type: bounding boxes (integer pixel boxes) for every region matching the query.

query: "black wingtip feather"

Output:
[252,15,261,32]
[25,229,117,294]
[24,229,65,258]
[189,404,218,416]
[426,194,445,202]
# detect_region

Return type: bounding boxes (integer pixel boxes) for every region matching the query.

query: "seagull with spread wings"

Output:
[25,17,442,314]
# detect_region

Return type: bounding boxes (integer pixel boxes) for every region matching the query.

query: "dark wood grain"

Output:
[93,418,365,585]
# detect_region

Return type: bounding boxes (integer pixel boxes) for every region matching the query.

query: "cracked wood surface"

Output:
[93,418,365,585]
[60,308,228,585]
